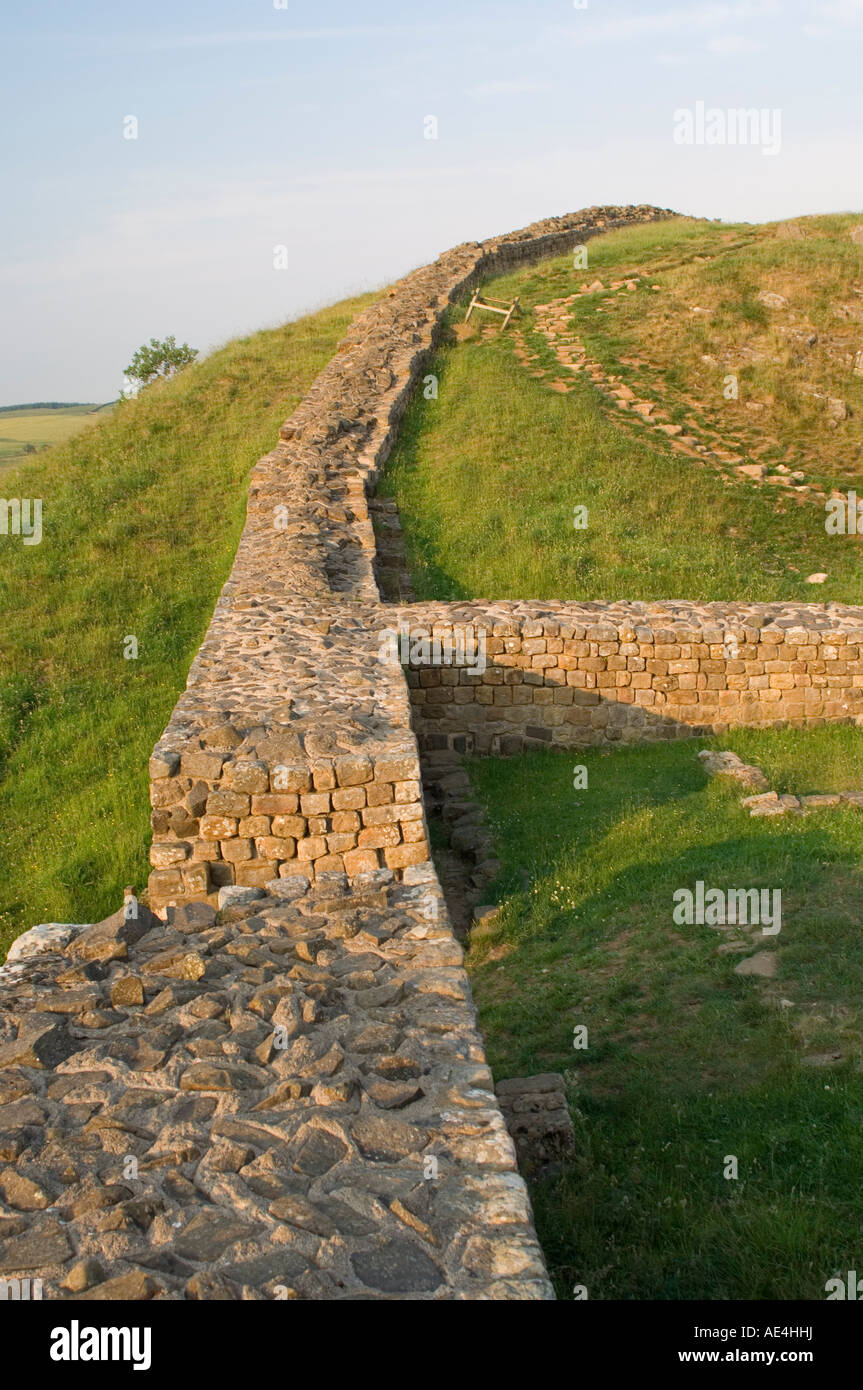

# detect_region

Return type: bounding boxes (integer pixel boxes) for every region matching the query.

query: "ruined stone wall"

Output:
[147,205,674,906]
[396,601,863,754]
[8,204,863,1302]
[7,210,694,1303]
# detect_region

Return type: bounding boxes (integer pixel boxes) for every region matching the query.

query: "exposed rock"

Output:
[734,951,777,978]
[0,1220,71,1272]
[67,901,158,964]
[0,1016,77,1070]
[75,1270,159,1300]
[4,924,87,966]
[698,750,769,791]
[496,1073,575,1176]
[757,290,788,309]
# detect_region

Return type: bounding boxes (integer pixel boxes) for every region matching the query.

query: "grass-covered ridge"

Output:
[379,215,863,604]
[572,211,863,495]
[464,725,863,1299]
[0,291,377,952]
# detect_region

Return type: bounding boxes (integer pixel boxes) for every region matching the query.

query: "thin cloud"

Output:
[811,0,863,19]
[707,34,767,52]
[470,79,546,98]
[545,1,782,47]
[803,0,863,33]
[24,25,446,54]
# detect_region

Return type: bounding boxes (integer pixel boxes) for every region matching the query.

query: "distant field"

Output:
[0,403,114,464]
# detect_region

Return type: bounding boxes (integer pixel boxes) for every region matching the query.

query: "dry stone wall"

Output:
[1,206,682,1303]
[396,601,863,755]
[6,202,863,1301]
[146,205,674,905]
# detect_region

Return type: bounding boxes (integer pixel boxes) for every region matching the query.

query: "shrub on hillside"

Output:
[123,336,198,394]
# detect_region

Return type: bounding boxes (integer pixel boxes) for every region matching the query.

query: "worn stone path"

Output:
[519,283,833,512]
[0,875,554,1299]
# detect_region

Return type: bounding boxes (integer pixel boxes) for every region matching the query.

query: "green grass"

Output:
[378,216,863,604]
[564,212,863,496]
[0,291,378,953]
[464,725,863,1299]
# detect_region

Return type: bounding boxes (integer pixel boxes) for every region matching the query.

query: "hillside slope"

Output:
[0,291,378,951]
[379,214,863,603]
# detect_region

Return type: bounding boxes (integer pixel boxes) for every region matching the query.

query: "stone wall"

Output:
[395,601,863,754]
[0,205,690,1304]
[7,202,863,1301]
[0,875,556,1300]
[146,205,674,906]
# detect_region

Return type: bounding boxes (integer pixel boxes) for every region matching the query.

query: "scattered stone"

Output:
[799,794,842,811]
[496,1073,575,1176]
[757,290,788,309]
[0,1220,71,1272]
[67,900,158,964]
[0,1016,76,1070]
[76,1271,159,1301]
[0,1171,52,1211]
[110,975,145,1007]
[185,1272,241,1300]
[740,791,780,814]
[734,952,777,978]
[141,949,206,981]
[166,902,217,932]
[61,1258,106,1293]
[698,750,769,790]
[217,887,265,910]
[4,924,86,966]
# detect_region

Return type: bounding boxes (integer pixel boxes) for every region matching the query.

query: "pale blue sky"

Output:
[2,0,861,403]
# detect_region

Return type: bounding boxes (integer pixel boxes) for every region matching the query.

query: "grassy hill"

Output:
[0,291,377,952]
[467,725,863,1298]
[372,212,863,1298]
[378,214,863,604]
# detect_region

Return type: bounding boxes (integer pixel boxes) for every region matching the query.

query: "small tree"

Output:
[123,336,198,393]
